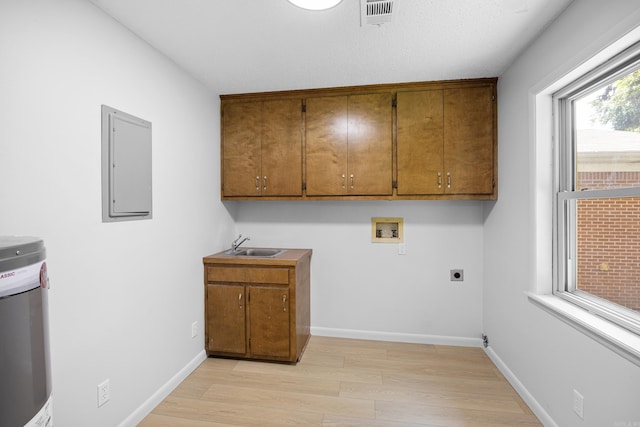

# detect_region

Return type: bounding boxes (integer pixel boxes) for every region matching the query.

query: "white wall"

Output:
[0,1,235,426]
[233,200,484,344]
[484,1,640,426]
[6,0,640,425]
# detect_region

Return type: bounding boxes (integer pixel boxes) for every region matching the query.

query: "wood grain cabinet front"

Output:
[220,78,497,200]
[206,283,291,359]
[222,98,303,197]
[206,283,247,354]
[305,93,393,196]
[203,249,311,363]
[396,84,496,196]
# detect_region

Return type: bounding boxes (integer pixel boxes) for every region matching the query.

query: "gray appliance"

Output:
[0,236,52,427]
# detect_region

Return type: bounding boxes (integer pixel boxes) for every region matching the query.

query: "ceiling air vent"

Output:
[361,0,396,26]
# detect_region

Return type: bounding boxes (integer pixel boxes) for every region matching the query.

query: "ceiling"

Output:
[89,0,573,95]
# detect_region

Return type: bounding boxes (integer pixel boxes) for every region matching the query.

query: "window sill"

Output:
[527,292,640,367]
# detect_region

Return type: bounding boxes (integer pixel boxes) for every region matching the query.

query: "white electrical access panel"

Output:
[101,105,152,222]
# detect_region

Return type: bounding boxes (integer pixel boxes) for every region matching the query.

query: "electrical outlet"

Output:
[573,389,584,419]
[97,379,110,407]
[450,269,464,281]
[191,321,198,338]
[398,243,406,255]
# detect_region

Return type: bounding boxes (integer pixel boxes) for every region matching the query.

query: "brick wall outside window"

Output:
[576,172,640,311]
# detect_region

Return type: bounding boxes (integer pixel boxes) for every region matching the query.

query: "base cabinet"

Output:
[203,249,311,362]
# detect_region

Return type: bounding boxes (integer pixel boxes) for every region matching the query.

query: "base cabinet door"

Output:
[206,284,246,355]
[248,287,290,359]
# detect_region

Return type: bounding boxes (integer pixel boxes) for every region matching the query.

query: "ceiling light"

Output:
[287,0,343,11]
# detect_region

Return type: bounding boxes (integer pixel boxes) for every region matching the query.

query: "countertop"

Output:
[203,248,312,267]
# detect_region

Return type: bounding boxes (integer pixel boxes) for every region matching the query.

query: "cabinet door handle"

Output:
[447,172,451,189]
[263,176,267,191]
[255,176,260,191]
[350,174,354,189]
[238,293,243,309]
[282,295,287,312]
[437,172,442,189]
[341,174,346,189]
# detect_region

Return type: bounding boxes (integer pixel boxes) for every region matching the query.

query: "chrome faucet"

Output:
[231,234,250,252]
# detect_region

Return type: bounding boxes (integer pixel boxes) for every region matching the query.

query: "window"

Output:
[554,42,640,335]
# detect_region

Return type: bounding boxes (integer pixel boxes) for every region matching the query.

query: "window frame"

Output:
[553,41,640,337]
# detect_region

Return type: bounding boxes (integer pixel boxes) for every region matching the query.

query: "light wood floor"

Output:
[138,336,541,427]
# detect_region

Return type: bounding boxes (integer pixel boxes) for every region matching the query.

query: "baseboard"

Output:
[118,349,207,427]
[484,346,558,427]
[311,326,483,347]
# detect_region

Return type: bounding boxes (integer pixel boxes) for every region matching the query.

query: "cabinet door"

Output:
[305,96,348,196]
[206,284,246,355]
[347,93,393,195]
[248,286,290,359]
[222,102,262,196]
[262,99,303,196]
[397,90,444,195]
[444,86,495,195]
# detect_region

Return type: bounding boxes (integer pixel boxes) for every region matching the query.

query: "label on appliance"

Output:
[39,262,49,289]
[24,394,53,427]
[0,261,45,298]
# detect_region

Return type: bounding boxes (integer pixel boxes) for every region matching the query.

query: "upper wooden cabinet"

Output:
[306,93,393,196]
[222,98,302,197]
[220,78,497,200]
[397,89,444,195]
[444,85,495,195]
[397,84,495,196]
